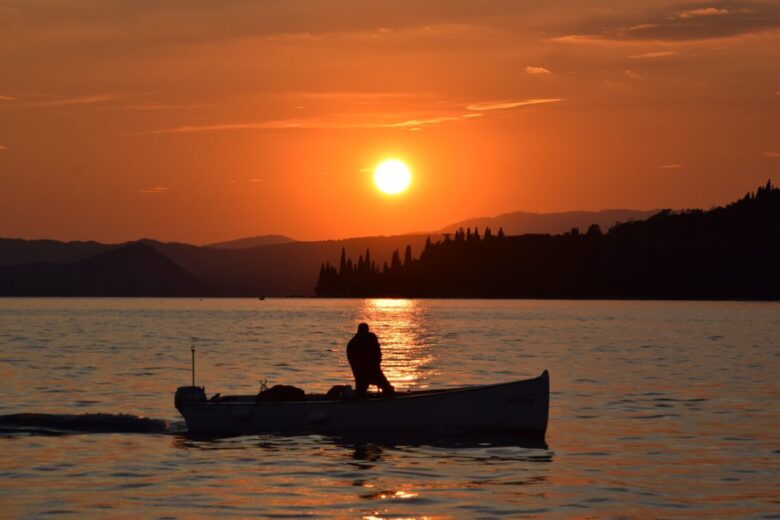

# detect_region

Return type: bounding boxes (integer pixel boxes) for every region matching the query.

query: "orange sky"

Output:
[1,1,778,244]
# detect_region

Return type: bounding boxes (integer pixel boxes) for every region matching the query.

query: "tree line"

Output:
[316,180,780,299]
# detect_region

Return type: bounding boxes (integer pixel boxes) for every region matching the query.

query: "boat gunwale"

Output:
[186,370,549,408]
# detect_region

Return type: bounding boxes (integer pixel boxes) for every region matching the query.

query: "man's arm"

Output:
[370,333,382,364]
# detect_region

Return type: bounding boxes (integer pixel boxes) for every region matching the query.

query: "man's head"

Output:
[357,323,369,334]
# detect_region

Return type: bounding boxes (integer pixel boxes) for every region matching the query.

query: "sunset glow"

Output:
[1,3,779,517]
[0,1,777,244]
[374,160,412,195]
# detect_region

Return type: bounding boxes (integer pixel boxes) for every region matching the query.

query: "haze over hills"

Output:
[0,234,436,296]
[0,243,201,296]
[0,238,108,268]
[0,206,683,296]
[197,209,659,251]
[206,235,296,249]
[442,209,658,237]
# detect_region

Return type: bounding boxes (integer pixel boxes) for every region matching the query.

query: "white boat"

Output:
[175,370,549,437]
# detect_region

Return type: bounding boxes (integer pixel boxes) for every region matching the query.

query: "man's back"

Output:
[347,331,381,374]
[346,323,394,397]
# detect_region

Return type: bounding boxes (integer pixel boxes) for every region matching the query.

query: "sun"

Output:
[374,159,412,195]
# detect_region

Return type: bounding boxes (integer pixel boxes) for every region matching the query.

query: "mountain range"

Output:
[442,209,657,236]
[318,182,780,299]
[0,208,662,296]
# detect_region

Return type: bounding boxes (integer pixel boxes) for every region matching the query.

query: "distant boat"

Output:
[257,296,265,300]
[174,371,549,437]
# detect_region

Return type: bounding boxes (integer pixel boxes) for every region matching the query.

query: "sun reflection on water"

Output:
[356,299,437,390]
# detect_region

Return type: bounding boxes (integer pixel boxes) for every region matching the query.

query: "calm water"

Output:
[0,298,778,518]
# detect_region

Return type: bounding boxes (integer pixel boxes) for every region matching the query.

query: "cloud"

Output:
[603,79,627,89]
[142,117,437,134]
[28,94,119,108]
[139,186,169,194]
[7,3,515,50]
[0,144,6,151]
[466,98,562,111]
[551,1,780,43]
[2,93,221,112]
[248,178,263,182]
[548,34,604,44]
[660,163,684,169]
[143,97,558,135]
[290,91,432,101]
[629,50,679,59]
[764,151,780,158]
[145,120,311,134]
[144,110,489,134]
[624,69,642,80]
[115,103,181,111]
[675,7,730,19]
[386,115,464,128]
[525,65,551,75]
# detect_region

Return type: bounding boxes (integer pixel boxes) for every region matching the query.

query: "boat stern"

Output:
[174,386,206,414]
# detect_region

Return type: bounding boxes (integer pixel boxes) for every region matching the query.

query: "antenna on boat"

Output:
[191,345,196,387]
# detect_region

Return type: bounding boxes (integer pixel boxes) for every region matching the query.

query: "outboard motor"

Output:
[175,386,206,412]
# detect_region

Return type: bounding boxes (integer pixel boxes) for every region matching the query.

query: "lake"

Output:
[1,298,778,518]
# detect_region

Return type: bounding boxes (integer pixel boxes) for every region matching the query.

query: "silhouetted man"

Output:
[347,323,395,398]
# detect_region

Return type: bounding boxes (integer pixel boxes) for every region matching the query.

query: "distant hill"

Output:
[442,209,658,236]
[206,234,296,249]
[0,234,437,297]
[0,243,202,296]
[142,234,436,297]
[0,238,110,267]
[318,181,780,300]
[0,205,702,298]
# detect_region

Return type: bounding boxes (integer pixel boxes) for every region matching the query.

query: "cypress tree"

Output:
[391,249,402,271]
[339,248,347,275]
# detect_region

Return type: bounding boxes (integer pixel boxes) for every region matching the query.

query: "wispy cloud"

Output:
[624,69,642,80]
[144,120,311,134]
[675,7,730,19]
[548,34,603,44]
[290,91,432,101]
[386,115,466,128]
[143,97,558,135]
[115,103,181,111]
[0,144,6,151]
[466,98,562,111]
[525,66,551,75]
[1,94,220,112]
[248,178,263,182]
[551,2,780,43]
[263,22,500,46]
[28,94,119,108]
[764,151,780,158]
[139,186,169,194]
[660,163,684,169]
[629,50,679,59]
[144,111,487,134]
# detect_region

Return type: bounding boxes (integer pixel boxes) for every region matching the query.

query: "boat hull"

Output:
[176,371,549,437]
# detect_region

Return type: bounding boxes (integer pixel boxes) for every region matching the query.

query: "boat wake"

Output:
[0,412,185,436]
